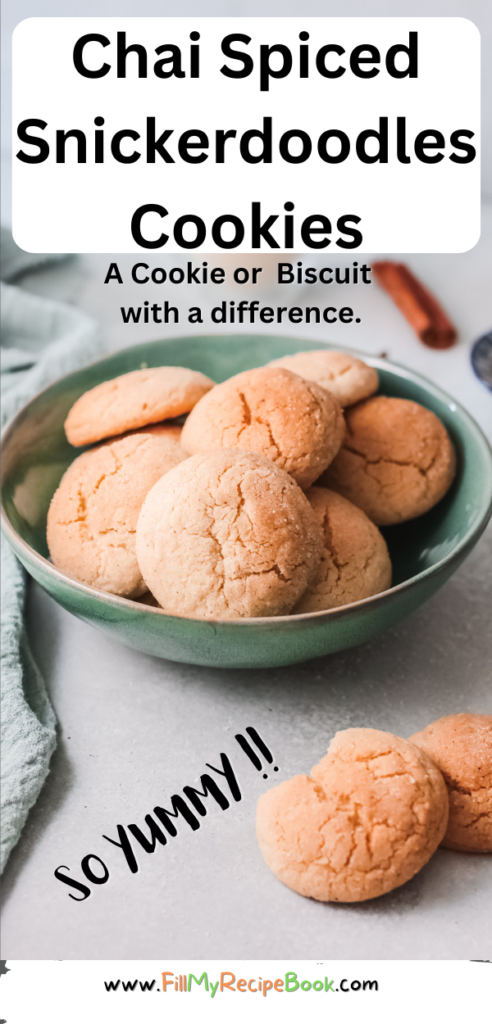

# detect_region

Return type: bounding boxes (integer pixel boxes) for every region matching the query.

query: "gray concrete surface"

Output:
[1,521,491,958]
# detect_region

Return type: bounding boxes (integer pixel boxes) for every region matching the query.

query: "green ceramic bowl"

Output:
[2,335,492,669]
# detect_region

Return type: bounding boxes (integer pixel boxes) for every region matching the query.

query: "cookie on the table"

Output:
[409,714,492,853]
[136,448,324,619]
[269,350,378,407]
[64,367,214,446]
[47,433,187,597]
[294,487,392,613]
[180,366,345,489]
[321,396,456,524]
[256,728,449,902]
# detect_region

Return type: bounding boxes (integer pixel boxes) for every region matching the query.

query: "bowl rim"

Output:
[2,335,492,628]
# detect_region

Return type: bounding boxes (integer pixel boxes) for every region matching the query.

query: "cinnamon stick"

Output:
[372,261,457,349]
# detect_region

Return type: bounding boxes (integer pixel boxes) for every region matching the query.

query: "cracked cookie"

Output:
[268,350,379,407]
[65,366,214,447]
[47,433,187,597]
[256,728,449,902]
[409,714,492,853]
[320,395,456,525]
[180,366,345,489]
[136,448,324,618]
[294,487,392,613]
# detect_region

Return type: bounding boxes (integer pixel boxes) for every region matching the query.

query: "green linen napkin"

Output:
[1,229,99,873]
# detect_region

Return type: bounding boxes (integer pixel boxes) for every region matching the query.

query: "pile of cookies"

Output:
[47,349,456,619]
[256,713,492,904]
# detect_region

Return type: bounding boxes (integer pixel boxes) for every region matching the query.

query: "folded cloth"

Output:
[1,229,99,873]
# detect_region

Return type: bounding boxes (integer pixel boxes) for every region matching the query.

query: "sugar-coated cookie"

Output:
[256,728,449,903]
[65,367,214,446]
[409,714,492,853]
[47,433,187,596]
[136,448,324,619]
[321,396,455,524]
[180,366,345,489]
[269,350,378,407]
[294,487,391,613]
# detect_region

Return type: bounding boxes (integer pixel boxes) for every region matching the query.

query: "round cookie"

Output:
[256,728,449,903]
[136,448,324,619]
[47,433,187,597]
[321,395,456,525]
[180,366,345,489]
[269,350,378,407]
[294,487,392,613]
[65,367,214,447]
[409,714,492,853]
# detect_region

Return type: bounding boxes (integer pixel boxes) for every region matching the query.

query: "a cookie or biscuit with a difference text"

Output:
[410,714,492,853]
[47,433,187,597]
[180,366,345,489]
[64,366,214,446]
[269,350,378,407]
[321,395,455,525]
[256,728,449,902]
[294,487,392,613]
[136,448,324,619]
